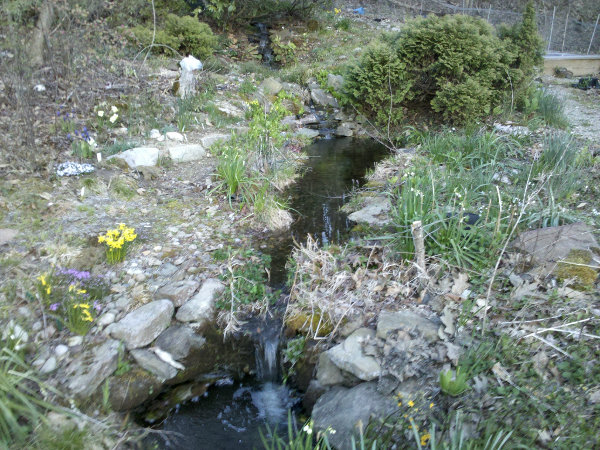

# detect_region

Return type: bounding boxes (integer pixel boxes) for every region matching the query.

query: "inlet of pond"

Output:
[154,137,389,449]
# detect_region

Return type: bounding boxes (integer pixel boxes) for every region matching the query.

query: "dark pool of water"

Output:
[267,137,389,285]
[151,381,296,450]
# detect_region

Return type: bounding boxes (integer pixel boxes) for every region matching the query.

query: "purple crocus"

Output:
[49,303,60,311]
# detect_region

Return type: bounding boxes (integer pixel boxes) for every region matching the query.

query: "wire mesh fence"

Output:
[351,0,600,55]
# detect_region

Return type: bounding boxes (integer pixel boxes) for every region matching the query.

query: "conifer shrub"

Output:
[497,1,545,110]
[344,42,412,125]
[344,6,544,125]
[132,14,217,59]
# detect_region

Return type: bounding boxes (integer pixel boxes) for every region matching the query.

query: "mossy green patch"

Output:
[555,249,598,290]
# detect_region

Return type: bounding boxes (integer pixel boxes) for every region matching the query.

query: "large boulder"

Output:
[176,279,224,324]
[109,147,159,169]
[155,279,200,307]
[261,77,283,96]
[347,196,391,227]
[310,87,339,108]
[109,300,174,349]
[312,382,397,449]
[376,310,440,343]
[326,328,381,381]
[510,223,599,265]
[108,367,163,411]
[155,325,206,360]
[130,348,178,381]
[64,339,120,398]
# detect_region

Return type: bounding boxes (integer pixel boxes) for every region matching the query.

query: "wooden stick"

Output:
[411,220,427,285]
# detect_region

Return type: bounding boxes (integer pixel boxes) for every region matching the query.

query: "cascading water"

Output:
[150,138,389,448]
[255,23,274,66]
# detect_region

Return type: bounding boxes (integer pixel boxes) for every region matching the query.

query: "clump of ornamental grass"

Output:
[97,223,137,263]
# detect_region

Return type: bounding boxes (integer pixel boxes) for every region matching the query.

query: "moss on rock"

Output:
[555,249,598,291]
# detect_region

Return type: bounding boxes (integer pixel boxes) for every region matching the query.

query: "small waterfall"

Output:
[255,329,279,382]
[256,23,274,66]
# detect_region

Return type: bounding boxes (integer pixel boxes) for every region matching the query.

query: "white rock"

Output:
[55,345,69,357]
[97,312,116,327]
[166,131,185,142]
[40,356,57,373]
[3,321,28,349]
[67,336,84,347]
[180,55,203,71]
[149,129,162,139]
[109,147,159,168]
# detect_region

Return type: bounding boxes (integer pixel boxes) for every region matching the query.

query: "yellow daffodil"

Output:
[38,274,47,285]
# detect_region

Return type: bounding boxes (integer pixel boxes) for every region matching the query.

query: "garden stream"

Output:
[153,137,389,449]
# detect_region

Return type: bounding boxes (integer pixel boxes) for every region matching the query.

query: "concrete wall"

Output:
[543,55,600,76]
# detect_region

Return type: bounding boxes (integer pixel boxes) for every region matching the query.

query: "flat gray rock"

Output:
[312,382,397,449]
[110,300,174,349]
[377,310,440,343]
[155,280,200,307]
[155,325,206,360]
[295,128,320,139]
[327,328,381,381]
[168,144,206,162]
[510,223,599,265]
[200,133,230,149]
[65,339,120,398]
[176,279,224,323]
[347,196,391,226]
[130,348,178,381]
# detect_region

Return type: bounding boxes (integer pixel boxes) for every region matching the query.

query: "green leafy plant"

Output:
[271,34,297,66]
[132,14,217,58]
[217,248,275,310]
[282,336,306,384]
[439,367,469,396]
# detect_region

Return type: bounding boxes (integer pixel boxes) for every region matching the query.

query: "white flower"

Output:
[109,113,118,123]
[302,425,313,435]
[111,105,118,113]
[97,110,104,117]
[86,136,97,148]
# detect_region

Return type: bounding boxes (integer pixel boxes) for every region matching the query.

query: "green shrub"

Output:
[344,7,543,125]
[132,14,217,58]
[396,14,511,123]
[344,42,411,125]
[498,1,545,110]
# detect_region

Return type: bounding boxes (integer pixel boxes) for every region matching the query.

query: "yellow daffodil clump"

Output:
[98,223,137,263]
